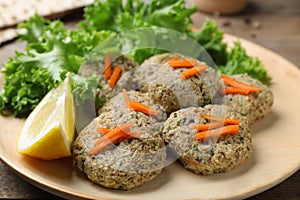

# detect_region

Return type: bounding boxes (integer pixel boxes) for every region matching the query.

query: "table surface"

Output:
[0,0,300,199]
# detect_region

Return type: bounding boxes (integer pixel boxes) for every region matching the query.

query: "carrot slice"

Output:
[194,125,239,140]
[163,56,180,64]
[221,74,261,93]
[169,59,198,68]
[97,127,141,138]
[181,65,207,79]
[108,66,122,88]
[122,89,130,107]
[97,127,112,135]
[89,131,142,156]
[94,123,133,146]
[104,54,112,79]
[221,87,250,95]
[128,101,160,116]
[192,122,225,131]
[200,113,240,125]
[89,123,144,156]
[97,127,140,137]
[89,134,122,155]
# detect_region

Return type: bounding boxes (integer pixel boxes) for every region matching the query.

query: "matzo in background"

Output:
[0,0,93,44]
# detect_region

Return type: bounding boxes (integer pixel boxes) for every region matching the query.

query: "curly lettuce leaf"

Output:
[80,0,197,63]
[72,74,101,106]
[1,58,57,116]
[189,20,227,66]
[219,42,271,85]
[148,0,196,33]
[79,0,122,32]
[81,0,196,33]
[18,13,50,43]
[0,15,113,116]
[0,94,5,112]
[80,0,147,32]
[116,10,149,31]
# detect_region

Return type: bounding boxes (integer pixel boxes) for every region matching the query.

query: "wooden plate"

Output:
[1,34,300,199]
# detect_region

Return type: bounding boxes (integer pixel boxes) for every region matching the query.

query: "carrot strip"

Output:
[200,113,240,125]
[181,65,207,79]
[97,127,139,137]
[192,122,225,131]
[194,125,240,140]
[128,101,160,116]
[94,123,133,146]
[97,127,112,135]
[126,131,142,138]
[169,59,198,68]
[222,87,250,95]
[104,54,112,79]
[89,134,122,156]
[122,89,130,107]
[108,66,122,87]
[221,74,261,93]
[89,131,141,156]
[163,56,180,64]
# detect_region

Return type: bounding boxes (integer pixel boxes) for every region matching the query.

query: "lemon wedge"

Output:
[17,74,75,160]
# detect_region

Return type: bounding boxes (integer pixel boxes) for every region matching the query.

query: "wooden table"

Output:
[0,0,299,199]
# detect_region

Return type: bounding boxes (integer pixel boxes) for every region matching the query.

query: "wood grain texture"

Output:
[0,161,62,199]
[0,0,300,199]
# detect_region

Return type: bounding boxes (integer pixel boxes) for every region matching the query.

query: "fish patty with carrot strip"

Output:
[146,61,220,113]
[115,54,218,113]
[114,53,208,94]
[162,104,252,175]
[105,53,178,95]
[98,90,167,122]
[214,74,274,124]
[72,110,166,190]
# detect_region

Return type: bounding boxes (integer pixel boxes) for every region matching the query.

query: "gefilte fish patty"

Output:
[214,74,274,124]
[147,63,220,113]
[162,104,252,175]
[73,111,167,190]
